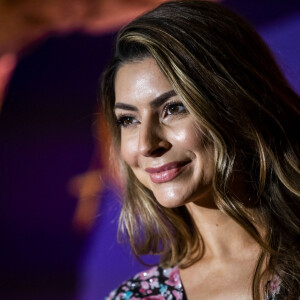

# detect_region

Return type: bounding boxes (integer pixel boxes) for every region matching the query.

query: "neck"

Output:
[185,202,261,259]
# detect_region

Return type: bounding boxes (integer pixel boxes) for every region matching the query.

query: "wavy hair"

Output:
[101,1,300,298]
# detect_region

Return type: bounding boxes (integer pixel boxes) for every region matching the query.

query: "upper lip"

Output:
[145,161,190,173]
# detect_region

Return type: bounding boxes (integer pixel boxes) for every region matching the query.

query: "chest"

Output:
[180,258,258,300]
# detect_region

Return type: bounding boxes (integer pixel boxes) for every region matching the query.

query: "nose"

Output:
[138,118,171,157]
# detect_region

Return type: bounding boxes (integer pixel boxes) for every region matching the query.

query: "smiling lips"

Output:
[145,161,190,183]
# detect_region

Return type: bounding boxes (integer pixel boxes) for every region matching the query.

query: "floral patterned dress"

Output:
[105,265,284,300]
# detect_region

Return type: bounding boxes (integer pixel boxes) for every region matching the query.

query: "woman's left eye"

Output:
[165,102,186,116]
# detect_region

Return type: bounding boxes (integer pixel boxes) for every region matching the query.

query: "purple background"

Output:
[0,1,299,299]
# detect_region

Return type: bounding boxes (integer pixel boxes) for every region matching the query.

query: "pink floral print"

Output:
[106,266,185,300]
[106,265,285,299]
[265,274,288,300]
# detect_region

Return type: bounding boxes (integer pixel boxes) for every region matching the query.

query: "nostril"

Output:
[150,147,168,157]
[138,123,171,157]
[139,140,170,157]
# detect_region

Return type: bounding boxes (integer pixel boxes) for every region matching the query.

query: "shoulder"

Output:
[105,265,184,300]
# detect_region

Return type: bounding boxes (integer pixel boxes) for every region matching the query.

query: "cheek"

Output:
[174,128,189,142]
[120,132,139,167]
[170,122,207,150]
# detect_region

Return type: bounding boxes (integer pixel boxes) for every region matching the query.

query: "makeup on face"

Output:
[114,57,214,208]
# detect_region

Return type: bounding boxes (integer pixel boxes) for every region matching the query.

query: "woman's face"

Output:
[114,57,215,208]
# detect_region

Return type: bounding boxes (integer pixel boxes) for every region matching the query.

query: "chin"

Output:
[156,200,186,209]
[152,187,189,209]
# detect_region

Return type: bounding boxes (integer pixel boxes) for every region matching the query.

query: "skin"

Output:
[114,57,215,209]
[114,58,262,300]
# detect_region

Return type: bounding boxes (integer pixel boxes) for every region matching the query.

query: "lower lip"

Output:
[149,164,189,184]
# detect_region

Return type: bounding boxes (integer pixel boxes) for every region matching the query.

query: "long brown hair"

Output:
[101,1,300,298]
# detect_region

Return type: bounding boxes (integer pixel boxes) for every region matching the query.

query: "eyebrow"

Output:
[114,90,177,111]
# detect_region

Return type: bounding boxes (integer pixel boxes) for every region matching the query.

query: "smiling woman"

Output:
[101,1,300,299]
[114,58,214,209]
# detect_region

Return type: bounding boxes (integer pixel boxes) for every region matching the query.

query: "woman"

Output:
[101,1,300,299]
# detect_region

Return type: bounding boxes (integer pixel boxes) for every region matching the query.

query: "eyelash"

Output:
[116,114,138,128]
[162,101,187,117]
[116,101,187,128]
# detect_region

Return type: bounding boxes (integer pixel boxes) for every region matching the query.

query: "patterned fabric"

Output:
[265,275,288,300]
[106,265,283,300]
[105,266,186,300]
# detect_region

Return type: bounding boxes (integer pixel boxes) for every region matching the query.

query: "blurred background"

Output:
[0,0,299,299]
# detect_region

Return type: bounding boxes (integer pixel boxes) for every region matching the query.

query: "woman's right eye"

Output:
[116,115,138,128]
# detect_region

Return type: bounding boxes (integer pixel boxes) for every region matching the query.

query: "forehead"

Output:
[114,58,173,106]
